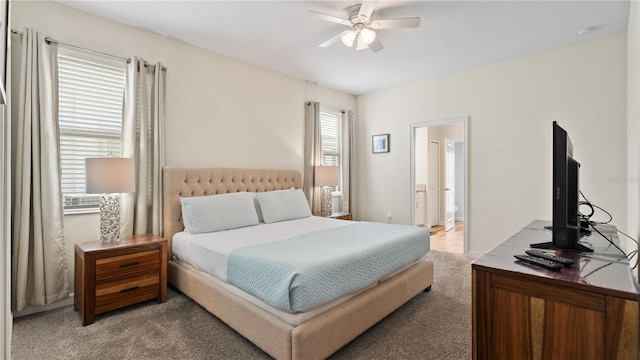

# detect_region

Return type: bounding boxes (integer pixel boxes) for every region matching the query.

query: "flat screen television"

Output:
[531,121,593,252]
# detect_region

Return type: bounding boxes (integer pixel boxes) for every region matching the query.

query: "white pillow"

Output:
[180,192,259,234]
[181,192,248,231]
[255,189,312,224]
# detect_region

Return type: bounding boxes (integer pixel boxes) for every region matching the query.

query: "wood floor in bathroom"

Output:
[428,221,464,254]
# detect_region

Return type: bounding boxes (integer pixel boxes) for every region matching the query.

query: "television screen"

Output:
[531,121,592,252]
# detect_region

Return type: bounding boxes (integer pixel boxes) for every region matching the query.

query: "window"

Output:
[319,107,342,191]
[57,46,127,211]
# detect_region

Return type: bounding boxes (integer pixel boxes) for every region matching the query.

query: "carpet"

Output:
[11,250,472,360]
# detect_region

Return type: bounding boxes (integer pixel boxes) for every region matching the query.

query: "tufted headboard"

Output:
[163,167,303,259]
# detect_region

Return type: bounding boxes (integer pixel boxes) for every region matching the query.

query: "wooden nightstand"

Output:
[314,212,352,221]
[74,234,167,326]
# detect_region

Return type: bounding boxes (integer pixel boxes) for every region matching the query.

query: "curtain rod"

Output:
[11,29,128,63]
[11,29,166,71]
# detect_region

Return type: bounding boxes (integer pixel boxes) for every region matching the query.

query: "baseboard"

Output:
[13,293,74,318]
[466,251,483,259]
[455,216,464,221]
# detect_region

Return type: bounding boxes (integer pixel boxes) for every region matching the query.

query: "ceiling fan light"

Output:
[341,31,356,47]
[355,35,369,50]
[360,27,376,45]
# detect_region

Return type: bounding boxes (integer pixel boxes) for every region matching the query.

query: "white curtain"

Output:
[303,101,322,213]
[120,57,166,237]
[11,29,69,311]
[341,110,354,214]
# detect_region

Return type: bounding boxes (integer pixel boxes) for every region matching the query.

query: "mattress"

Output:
[172,216,351,282]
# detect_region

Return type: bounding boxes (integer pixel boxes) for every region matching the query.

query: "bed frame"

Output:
[163,167,434,360]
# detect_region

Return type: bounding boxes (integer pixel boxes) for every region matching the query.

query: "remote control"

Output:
[525,250,575,266]
[514,254,564,271]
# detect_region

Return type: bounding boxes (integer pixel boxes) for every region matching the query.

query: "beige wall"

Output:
[357,34,627,256]
[627,0,639,277]
[10,0,356,307]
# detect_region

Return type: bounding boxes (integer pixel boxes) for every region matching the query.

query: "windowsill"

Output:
[64,207,99,216]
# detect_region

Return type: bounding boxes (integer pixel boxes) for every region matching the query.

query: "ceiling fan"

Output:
[309,0,420,52]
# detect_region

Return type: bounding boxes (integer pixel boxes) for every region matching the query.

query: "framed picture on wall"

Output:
[372,134,390,153]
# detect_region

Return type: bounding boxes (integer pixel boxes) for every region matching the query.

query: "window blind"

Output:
[320,107,342,191]
[58,46,127,210]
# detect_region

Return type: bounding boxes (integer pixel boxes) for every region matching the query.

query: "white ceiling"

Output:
[56,1,629,95]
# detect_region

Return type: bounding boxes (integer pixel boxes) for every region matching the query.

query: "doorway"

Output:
[410,117,468,255]
[428,139,439,228]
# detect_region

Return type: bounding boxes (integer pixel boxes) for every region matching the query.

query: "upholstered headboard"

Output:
[163,167,303,259]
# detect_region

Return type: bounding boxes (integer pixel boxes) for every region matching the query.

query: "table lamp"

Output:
[315,166,339,216]
[85,158,135,243]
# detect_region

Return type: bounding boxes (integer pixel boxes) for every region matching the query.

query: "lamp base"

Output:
[321,186,332,216]
[100,194,121,243]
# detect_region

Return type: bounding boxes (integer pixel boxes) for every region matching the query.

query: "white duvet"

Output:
[171,216,352,282]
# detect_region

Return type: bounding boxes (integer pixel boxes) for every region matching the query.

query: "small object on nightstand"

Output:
[314,166,339,216]
[313,212,352,221]
[74,234,167,326]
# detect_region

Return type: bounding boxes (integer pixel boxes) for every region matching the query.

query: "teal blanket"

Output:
[227,222,430,313]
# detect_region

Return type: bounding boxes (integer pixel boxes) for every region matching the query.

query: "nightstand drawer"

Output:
[95,280,160,314]
[96,250,159,281]
[95,273,159,297]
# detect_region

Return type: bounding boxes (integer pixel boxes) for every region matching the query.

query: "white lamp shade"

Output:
[315,166,339,187]
[85,158,135,194]
[355,35,369,50]
[341,31,356,47]
[360,28,376,45]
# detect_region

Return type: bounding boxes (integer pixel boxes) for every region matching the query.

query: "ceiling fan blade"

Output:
[308,10,352,26]
[358,0,377,19]
[319,30,351,48]
[370,17,421,29]
[368,38,384,52]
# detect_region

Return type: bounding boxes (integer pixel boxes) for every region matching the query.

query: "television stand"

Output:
[542,225,592,237]
[472,220,639,359]
[531,226,594,252]
[530,240,593,252]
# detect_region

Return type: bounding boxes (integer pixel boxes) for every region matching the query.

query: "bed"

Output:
[163,167,434,360]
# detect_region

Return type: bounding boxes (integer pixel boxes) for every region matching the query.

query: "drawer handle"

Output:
[120,286,139,293]
[119,261,140,268]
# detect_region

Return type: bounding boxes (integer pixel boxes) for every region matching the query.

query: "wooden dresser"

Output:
[74,234,167,325]
[472,220,640,359]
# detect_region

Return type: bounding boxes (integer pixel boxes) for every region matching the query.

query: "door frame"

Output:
[427,139,440,227]
[410,116,469,255]
[443,137,456,231]
[453,139,465,222]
